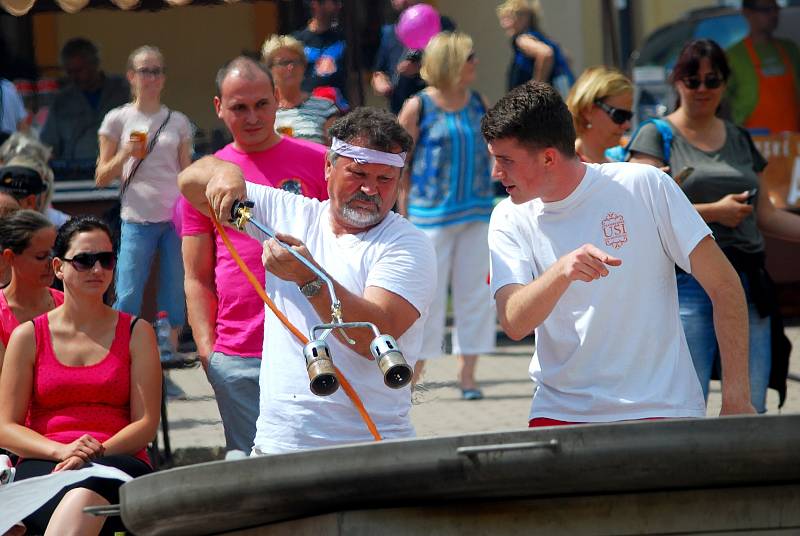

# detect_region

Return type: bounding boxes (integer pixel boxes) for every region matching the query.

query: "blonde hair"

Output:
[126,45,165,101]
[420,32,473,90]
[496,0,542,31]
[261,35,307,67]
[127,45,163,71]
[566,66,633,133]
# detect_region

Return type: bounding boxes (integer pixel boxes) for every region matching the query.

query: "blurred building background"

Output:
[1,0,761,134]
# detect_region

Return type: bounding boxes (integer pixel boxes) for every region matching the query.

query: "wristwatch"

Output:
[299,277,324,298]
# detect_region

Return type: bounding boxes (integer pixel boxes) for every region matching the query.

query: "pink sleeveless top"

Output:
[27,311,149,464]
[0,289,64,347]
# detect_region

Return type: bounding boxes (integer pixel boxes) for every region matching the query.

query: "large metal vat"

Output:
[120,415,800,535]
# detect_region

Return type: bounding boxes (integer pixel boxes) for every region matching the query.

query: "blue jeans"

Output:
[677,272,771,413]
[114,220,186,327]
[207,352,261,453]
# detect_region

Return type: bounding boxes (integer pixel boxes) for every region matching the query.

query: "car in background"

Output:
[630,4,800,125]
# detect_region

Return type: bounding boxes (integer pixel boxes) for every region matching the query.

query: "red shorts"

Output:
[528,418,580,427]
[529,417,666,428]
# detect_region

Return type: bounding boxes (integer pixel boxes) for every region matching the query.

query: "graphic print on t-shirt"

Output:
[602,212,628,249]
[307,41,344,77]
[278,178,304,196]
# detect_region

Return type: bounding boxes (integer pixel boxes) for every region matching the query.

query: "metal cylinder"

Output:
[370,335,413,389]
[303,340,339,396]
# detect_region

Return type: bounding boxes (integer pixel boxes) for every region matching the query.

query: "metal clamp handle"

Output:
[231,200,353,343]
[83,504,121,517]
[456,440,559,457]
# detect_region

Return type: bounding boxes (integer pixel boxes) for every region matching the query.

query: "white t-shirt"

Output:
[489,162,710,422]
[98,104,192,223]
[244,182,437,453]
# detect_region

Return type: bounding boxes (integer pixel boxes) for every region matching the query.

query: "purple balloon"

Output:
[396,3,442,50]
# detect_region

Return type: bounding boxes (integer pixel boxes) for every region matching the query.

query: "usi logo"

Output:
[602,212,628,249]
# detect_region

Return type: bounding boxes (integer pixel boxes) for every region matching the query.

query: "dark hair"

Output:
[481,81,576,156]
[670,39,730,86]
[52,216,113,259]
[0,209,53,254]
[215,56,274,98]
[670,39,730,110]
[328,107,413,154]
[60,38,100,67]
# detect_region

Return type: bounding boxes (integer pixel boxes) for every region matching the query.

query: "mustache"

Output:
[349,191,382,208]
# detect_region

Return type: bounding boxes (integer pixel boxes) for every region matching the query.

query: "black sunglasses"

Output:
[594,100,633,125]
[61,252,116,272]
[681,74,724,90]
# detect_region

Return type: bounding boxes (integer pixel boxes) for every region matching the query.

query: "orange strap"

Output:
[208,207,382,441]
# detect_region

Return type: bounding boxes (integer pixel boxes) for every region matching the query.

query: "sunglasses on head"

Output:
[681,74,724,90]
[62,252,116,272]
[594,100,633,125]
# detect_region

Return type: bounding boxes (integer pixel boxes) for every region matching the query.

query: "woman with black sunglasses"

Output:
[628,39,800,414]
[0,216,161,535]
[0,210,63,376]
[565,66,633,163]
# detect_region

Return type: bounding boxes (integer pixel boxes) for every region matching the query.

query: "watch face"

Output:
[301,278,323,297]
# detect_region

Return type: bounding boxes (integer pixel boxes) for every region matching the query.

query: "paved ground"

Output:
[160,323,800,463]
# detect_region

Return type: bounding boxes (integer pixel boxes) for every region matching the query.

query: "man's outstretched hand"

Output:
[558,244,622,283]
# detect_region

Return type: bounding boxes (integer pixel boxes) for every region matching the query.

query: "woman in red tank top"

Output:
[0,210,63,376]
[0,216,161,535]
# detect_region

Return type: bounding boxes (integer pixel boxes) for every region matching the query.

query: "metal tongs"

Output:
[230,200,413,396]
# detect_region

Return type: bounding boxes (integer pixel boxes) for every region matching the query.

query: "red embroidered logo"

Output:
[602,212,628,249]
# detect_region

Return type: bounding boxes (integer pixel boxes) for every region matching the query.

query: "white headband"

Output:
[331,138,407,168]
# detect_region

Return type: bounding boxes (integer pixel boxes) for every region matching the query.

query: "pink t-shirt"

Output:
[180,137,328,357]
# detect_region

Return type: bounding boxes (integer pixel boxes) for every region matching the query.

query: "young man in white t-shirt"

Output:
[482,81,756,425]
[179,107,436,453]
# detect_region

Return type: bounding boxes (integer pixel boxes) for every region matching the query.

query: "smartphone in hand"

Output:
[746,187,758,205]
[673,166,694,185]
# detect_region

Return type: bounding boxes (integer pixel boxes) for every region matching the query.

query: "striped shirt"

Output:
[275,96,339,145]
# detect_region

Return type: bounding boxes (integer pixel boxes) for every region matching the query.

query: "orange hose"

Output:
[208,206,382,441]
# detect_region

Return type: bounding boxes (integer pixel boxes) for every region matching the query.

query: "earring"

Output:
[586,123,592,129]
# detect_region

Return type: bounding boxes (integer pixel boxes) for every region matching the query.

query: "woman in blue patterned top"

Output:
[262,35,339,146]
[398,31,496,400]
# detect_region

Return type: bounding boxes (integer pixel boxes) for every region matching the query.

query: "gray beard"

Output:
[339,192,384,228]
[339,204,383,228]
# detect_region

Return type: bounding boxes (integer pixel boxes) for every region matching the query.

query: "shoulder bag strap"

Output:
[120,109,173,199]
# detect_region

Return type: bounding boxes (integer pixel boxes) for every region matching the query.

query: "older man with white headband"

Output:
[179,107,436,453]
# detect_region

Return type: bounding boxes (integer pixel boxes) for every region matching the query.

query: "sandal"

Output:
[461,388,484,401]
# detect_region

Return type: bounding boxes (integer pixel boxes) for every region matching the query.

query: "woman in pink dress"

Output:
[0,215,161,535]
[0,210,63,376]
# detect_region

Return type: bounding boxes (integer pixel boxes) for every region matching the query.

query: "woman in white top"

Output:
[95,46,192,346]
